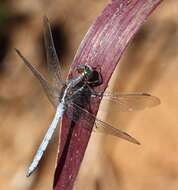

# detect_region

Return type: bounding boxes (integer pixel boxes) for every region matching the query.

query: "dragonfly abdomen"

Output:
[27,103,66,177]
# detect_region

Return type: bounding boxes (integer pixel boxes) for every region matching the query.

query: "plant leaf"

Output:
[54,0,163,189]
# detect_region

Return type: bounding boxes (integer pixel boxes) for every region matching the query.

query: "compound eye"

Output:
[76,65,85,74]
[84,66,93,79]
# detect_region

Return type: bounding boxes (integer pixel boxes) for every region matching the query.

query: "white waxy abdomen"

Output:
[27,103,66,177]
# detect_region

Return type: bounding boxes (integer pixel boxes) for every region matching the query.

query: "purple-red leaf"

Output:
[54,0,163,189]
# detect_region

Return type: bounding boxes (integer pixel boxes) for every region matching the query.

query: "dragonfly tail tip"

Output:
[26,173,31,178]
[26,169,33,177]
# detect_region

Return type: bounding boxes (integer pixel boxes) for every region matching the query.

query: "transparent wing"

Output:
[15,49,60,107]
[67,102,140,145]
[43,16,64,87]
[94,118,140,144]
[98,92,160,112]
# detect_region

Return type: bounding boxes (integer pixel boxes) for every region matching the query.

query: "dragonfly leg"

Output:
[92,65,103,85]
[86,84,105,98]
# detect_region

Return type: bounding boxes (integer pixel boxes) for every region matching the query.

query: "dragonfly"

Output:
[15,16,160,177]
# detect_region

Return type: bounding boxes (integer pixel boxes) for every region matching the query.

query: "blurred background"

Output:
[0,0,178,190]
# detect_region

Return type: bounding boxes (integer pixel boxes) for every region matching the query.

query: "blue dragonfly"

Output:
[15,17,160,177]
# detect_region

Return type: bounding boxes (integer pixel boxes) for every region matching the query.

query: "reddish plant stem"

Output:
[54,0,163,189]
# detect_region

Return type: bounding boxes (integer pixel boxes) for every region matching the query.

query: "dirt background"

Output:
[0,0,178,190]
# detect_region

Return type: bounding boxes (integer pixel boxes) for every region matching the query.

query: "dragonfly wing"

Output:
[94,118,140,144]
[99,92,160,112]
[43,16,64,87]
[15,49,59,107]
[67,103,140,145]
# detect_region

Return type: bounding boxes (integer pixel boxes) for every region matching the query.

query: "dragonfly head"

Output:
[77,65,94,80]
[76,64,103,86]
